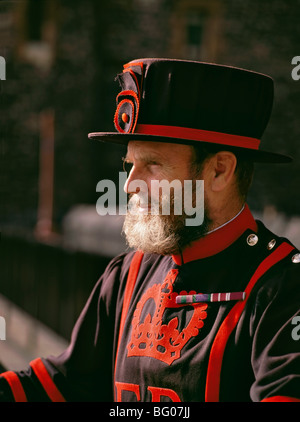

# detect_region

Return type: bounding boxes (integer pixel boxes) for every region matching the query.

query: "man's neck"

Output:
[206,204,245,235]
[205,197,245,233]
[172,204,257,265]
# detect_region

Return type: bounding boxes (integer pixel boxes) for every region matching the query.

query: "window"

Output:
[169,0,222,62]
[186,12,206,60]
[16,0,58,69]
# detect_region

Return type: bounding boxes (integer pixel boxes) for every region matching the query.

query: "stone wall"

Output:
[1,0,299,232]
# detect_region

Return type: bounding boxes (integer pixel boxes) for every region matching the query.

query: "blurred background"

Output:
[0,0,299,370]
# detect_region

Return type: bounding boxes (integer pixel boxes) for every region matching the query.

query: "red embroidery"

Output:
[148,386,181,402]
[115,381,141,402]
[127,269,208,365]
[115,382,182,402]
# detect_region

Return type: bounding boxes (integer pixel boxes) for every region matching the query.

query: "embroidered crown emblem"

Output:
[127,269,208,365]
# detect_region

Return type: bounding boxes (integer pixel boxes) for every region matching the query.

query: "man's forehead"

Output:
[125,140,194,161]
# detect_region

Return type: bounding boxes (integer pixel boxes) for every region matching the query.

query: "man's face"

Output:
[122,141,211,255]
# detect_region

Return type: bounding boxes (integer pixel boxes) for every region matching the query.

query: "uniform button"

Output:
[247,234,258,246]
[291,253,300,263]
[267,239,276,250]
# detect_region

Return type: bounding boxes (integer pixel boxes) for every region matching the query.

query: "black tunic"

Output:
[0,205,299,402]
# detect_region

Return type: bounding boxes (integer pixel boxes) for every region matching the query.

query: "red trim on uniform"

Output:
[135,124,261,150]
[0,371,27,402]
[261,396,300,402]
[114,250,144,401]
[205,242,295,402]
[30,358,66,402]
[172,204,257,264]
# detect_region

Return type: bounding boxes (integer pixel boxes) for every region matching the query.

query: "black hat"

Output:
[88,58,292,163]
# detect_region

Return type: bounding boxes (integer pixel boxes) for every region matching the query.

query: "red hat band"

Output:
[134,124,261,150]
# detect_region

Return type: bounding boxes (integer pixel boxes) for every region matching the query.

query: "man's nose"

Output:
[124,166,140,194]
[124,167,148,196]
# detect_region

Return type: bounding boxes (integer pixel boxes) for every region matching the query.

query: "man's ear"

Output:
[211,151,237,192]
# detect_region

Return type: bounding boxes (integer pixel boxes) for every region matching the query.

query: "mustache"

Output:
[127,192,176,215]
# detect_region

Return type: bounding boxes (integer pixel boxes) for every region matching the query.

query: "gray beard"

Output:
[122,194,211,255]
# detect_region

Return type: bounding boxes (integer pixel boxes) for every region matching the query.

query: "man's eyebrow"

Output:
[124,151,163,163]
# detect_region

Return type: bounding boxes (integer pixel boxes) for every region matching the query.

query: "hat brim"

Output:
[88,132,292,164]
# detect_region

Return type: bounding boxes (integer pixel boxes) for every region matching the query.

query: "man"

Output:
[0,59,299,402]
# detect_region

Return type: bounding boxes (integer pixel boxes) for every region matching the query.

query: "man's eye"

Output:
[147,161,160,167]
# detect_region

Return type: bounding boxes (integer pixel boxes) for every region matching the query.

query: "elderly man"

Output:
[0,59,299,402]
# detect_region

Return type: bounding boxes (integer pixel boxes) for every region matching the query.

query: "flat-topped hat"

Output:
[88,58,292,163]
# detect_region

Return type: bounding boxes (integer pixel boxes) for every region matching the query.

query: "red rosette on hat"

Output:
[113,62,144,134]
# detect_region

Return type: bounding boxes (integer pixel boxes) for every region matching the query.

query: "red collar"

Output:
[172,204,257,265]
